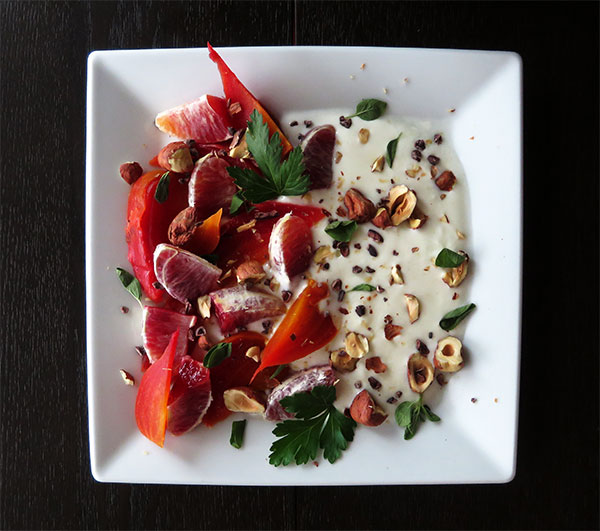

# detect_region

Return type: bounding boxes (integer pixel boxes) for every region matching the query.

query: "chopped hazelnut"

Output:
[365,356,387,373]
[329,349,359,372]
[119,369,135,386]
[245,346,261,363]
[223,387,266,414]
[349,390,388,427]
[370,155,385,173]
[408,206,428,229]
[384,323,403,340]
[371,207,392,229]
[345,332,369,358]
[196,295,211,319]
[387,185,417,225]
[405,165,421,178]
[433,336,464,372]
[404,294,420,324]
[442,251,469,287]
[344,188,376,223]
[358,128,370,144]
[407,354,434,393]
[335,151,343,164]
[390,264,404,285]
[313,245,333,265]
[236,260,266,283]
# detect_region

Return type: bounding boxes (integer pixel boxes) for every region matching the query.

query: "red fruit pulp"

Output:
[142,306,197,363]
[135,330,178,447]
[268,214,313,281]
[167,355,212,436]
[301,125,336,189]
[126,170,188,302]
[216,201,325,273]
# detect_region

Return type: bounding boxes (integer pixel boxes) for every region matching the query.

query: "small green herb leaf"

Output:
[349,283,376,292]
[346,98,388,121]
[203,342,232,368]
[395,394,441,440]
[439,303,476,331]
[269,386,356,466]
[230,420,246,449]
[271,364,286,380]
[324,220,357,242]
[154,171,170,203]
[229,191,245,215]
[435,248,466,268]
[385,133,402,168]
[115,267,143,303]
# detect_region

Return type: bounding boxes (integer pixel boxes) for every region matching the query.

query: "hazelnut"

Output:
[196,295,212,319]
[358,128,370,144]
[119,162,143,185]
[236,219,257,232]
[236,260,266,283]
[345,332,369,358]
[313,245,333,265]
[229,132,250,159]
[223,387,266,414]
[119,369,135,386]
[157,142,194,173]
[245,346,261,363]
[335,151,343,164]
[168,206,203,247]
[408,206,428,229]
[365,356,387,373]
[434,336,464,372]
[371,207,392,229]
[349,390,388,426]
[387,185,417,225]
[404,294,420,323]
[405,165,421,179]
[435,170,457,191]
[329,349,359,372]
[456,230,466,240]
[344,188,376,223]
[370,155,385,172]
[442,251,469,288]
[407,354,434,393]
[384,323,403,340]
[390,264,404,285]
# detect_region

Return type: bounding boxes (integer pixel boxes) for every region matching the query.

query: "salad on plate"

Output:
[116,43,476,467]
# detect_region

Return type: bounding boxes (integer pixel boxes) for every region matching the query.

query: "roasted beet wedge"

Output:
[268,213,313,286]
[264,365,336,421]
[155,94,233,143]
[301,124,336,189]
[167,355,212,436]
[210,284,286,333]
[154,243,221,303]
[141,306,196,363]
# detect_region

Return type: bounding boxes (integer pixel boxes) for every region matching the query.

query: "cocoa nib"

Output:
[416,339,430,355]
[344,188,376,223]
[435,170,457,191]
[367,230,383,243]
[119,162,143,185]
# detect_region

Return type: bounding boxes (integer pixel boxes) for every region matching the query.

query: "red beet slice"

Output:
[155,94,233,143]
[167,355,212,435]
[141,306,196,363]
[264,365,336,421]
[301,124,336,189]
[210,284,286,333]
[268,213,313,285]
[154,243,221,303]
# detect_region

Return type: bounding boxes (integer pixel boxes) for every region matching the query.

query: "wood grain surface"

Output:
[0,1,598,530]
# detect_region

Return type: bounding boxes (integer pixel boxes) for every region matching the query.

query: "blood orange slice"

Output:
[301,124,336,189]
[167,355,212,435]
[141,306,196,363]
[153,243,221,303]
[155,94,233,143]
[187,154,238,218]
[268,213,313,286]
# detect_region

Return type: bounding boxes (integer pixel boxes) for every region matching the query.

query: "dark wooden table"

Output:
[1,1,598,529]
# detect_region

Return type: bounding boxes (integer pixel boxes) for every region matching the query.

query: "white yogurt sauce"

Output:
[252,110,472,417]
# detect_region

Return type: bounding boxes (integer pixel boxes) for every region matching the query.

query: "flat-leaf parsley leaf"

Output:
[227,110,310,203]
[269,386,356,466]
[394,394,440,440]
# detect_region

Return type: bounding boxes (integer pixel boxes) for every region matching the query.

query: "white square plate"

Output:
[86,46,522,485]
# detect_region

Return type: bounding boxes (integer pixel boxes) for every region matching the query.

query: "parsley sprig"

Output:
[227,110,310,204]
[269,386,356,466]
[394,394,441,440]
